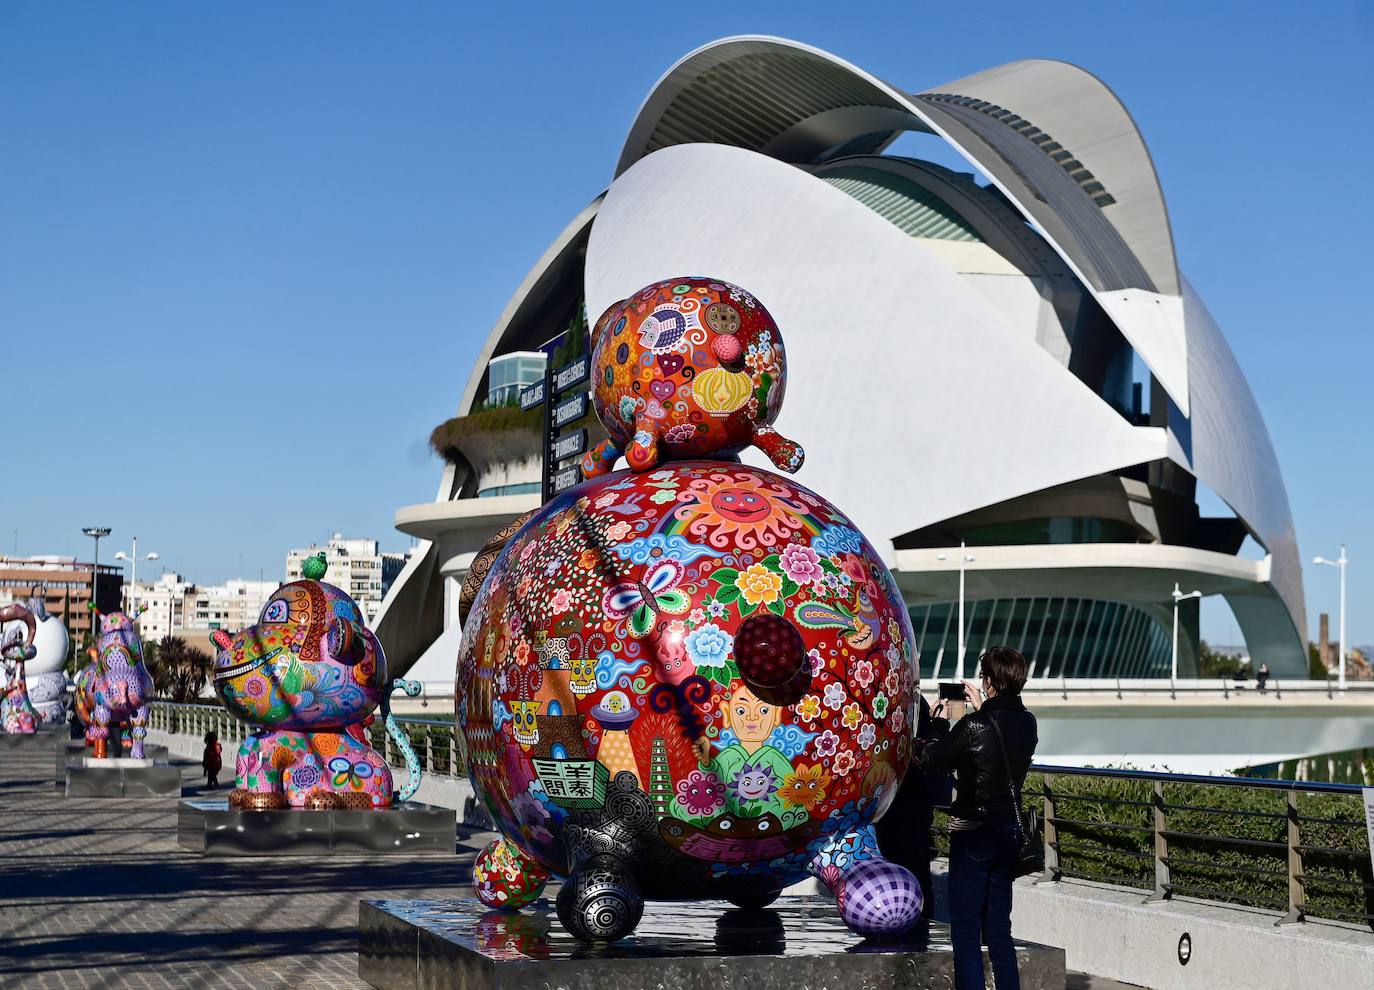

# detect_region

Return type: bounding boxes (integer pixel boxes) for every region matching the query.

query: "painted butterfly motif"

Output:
[328,755,376,789]
[602,559,691,637]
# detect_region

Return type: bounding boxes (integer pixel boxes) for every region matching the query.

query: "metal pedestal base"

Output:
[178,798,456,856]
[0,727,64,751]
[65,761,181,798]
[358,897,1066,990]
[55,743,168,786]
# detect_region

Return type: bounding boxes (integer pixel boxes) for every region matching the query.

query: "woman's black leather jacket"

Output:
[916,692,1038,824]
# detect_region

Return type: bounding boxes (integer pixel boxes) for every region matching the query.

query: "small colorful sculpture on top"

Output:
[211,553,421,810]
[1,602,40,733]
[580,277,804,478]
[88,606,154,758]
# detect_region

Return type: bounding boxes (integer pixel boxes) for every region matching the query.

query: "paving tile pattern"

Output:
[0,747,483,989]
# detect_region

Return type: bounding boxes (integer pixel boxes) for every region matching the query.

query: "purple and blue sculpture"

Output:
[88,607,154,759]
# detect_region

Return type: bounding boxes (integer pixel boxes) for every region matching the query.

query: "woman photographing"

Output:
[917,646,1038,990]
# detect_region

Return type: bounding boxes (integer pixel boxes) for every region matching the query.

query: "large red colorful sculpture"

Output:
[457,277,922,943]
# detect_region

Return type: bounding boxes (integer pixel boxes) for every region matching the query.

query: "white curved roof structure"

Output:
[381,35,1306,683]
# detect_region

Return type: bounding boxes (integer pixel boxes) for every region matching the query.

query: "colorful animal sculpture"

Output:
[87,606,154,759]
[2,596,72,725]
[457,461,923,942]
[74,661,97,734]
[211,554,422,810]
[1,602,41,734]
[579,277,804,478]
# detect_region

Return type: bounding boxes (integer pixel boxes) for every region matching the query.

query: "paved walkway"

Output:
[0,744,1138,989]
[0,746,482,989]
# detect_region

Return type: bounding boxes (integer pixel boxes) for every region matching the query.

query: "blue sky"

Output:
[4,2,1371,646]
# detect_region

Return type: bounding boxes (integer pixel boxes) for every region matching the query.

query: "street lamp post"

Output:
[1313,546,1348,689]
[81,527,111,617]
[937,542,978,680]
[1171,582,1203,691]
[114,537,159,613]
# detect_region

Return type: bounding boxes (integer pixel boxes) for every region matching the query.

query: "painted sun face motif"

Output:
[674,471,811,551]
[711,488,770,523]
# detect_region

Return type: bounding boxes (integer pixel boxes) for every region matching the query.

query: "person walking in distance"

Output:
[202,730,222,789]
[917,646,1038,990]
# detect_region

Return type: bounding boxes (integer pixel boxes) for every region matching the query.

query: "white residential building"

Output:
[130,574,276,642]
[284,534,405,624]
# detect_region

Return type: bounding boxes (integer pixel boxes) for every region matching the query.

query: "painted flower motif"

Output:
[618,397,638,423]
[684,623,733,670]
[832,749,857,777]
[807,648,824,676]
[650,489,677,505]
[857,722,877,751]
[514,641,532,666]
[549,588,572,614]
[606,521,632,541]
[595,491,619,509]
[890,705,906,735]
[778,544,823,584]
[779,763,831,811]
[887,617,902,645]
[245,678,266,698]
[688,607,705,625]
[736,564,783,606]
[853,659,875,689]
[705,599,727,619]
[519,541,537,563]
[649,469,676,481]
[543,558,563,577]
[675,769,726,817]
[667,619,687,636]
[578,548,599,571]
[665,423,697,443]
[290,762,321,790]
[823,681,847,710]
[728,761,780,803]
[796,694,822,723]
[841,702,863,730]
[872,692,890,720]
[814,729,840,758]
[884,667,902,697]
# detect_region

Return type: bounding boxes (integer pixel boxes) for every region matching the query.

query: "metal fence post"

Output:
[1278,790,1306,925]
[384,726,393,766]
[449,731,458,777]
[425,732,434,774]
[1037,773,1060,883]
[1146,778,1170,903]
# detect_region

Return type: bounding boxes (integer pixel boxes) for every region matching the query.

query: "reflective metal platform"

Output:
[0,727,65,751]
[54,742,168,786]
[178,797,456,856]
[64,759,182,798]
[358,896,1066,990]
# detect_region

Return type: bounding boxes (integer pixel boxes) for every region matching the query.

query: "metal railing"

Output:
[147,701,467,777]
[1021,676,1374,701]
[1033,764,1374,928]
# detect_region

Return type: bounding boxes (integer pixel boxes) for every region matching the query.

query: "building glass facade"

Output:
[909,596,1173,681]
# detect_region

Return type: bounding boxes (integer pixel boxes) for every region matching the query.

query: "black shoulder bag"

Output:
[987,713,1044,877]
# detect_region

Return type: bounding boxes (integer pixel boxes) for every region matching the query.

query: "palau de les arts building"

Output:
[377,36,1306,693]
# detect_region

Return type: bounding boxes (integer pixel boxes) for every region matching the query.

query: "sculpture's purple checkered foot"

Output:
[833,857,922,938]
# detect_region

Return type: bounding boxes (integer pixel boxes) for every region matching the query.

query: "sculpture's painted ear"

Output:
[327,617,367,665]
[210,630,234,652]
[134,603,149,619]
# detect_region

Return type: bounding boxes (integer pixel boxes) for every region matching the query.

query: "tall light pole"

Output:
[1171,582,1203,689]
[81,527,111,617]
[114,537,159,612]
[937,542,978,680]
[1313,546,1348,689]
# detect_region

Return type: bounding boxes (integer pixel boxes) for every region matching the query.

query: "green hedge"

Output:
[934,773,1372,928]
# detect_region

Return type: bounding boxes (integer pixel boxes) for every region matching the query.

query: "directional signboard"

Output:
[553,355,590,395]
[550,428,587,463]
[552,391,586,429]
[551,464,581,496]
[519,379,546,411]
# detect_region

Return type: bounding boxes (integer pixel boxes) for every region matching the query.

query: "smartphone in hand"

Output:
[938,681,967,722]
